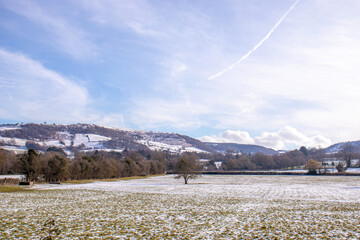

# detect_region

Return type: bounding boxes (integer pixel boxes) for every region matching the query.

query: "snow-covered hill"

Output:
[324,140,360,154]
[0,123,211,155]
[204,142,279,155]
[0,123,284,156]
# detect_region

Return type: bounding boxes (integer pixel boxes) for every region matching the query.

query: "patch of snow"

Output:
[0,126,21,131]
[137,140,208,153]
[347,168,360,173]
[73,134,111,148]
[63,140,72,146]
[80,148,124,153]
[63,149,73,156]
[34,175,360,204]
[87,134,111,142]
[0,175,24,179]
[56,131,72,139]
[84,142,104,149]
[0,137,27,146]
[199,159,211,163]
[214,161,222,169]
[73,134,90,147]
[0,146,27,153]
[42,140,65,148]
[137,140,182,152]
[94,148,124,152]
[277,169,308,173]
[181,147,208,153]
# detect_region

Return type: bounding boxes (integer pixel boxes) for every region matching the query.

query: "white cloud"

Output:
[254,127,332,150]
[2,0,360,146]
[199,126,332,150]
[94,114,125,129]
[0,48,89,122]
[198,130,255,145]
[0,48,129,128]
[125,0,360,144]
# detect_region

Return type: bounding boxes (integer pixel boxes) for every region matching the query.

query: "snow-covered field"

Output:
[1,175,359,239]
[136,139,207,153]
[0,175,23,179]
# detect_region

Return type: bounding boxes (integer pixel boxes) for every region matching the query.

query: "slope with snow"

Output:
[324,140,360,154]
[0,123,292,155]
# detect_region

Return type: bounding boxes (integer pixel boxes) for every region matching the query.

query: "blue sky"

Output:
[1,0,360,150]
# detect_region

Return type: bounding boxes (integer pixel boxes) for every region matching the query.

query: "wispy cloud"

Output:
[127,6,360,143]
[1,0,360,147]
[208,0,300,80]
[1,0,96,59]
[0,48,89,122]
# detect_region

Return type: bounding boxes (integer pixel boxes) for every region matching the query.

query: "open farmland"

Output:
[1,175,359,239]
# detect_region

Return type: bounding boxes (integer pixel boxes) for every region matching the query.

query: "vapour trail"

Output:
[209,0,300,80]
[0,86,13,101]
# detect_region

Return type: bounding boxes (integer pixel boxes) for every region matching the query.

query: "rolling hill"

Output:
[0,123,279,156]
[204,142,279,155]
[323,140,360,154]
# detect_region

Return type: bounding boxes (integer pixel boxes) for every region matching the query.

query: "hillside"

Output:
[324,140,360,154]
[0,123,213,155]
[0,123,280,156]
[204,142,278,155]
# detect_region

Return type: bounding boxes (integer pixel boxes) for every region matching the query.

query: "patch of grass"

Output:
[109,174,165,181]
[64,174,165,184]
[0,185,31,193]
[63,179,94,184]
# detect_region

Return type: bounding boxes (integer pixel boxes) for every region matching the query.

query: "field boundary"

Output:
[167,171,360,176]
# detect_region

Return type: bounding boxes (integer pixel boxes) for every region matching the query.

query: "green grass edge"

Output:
[63,174,166,184]
[0,185,32,193]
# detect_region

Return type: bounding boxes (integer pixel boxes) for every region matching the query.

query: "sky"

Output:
[0,0,360,150]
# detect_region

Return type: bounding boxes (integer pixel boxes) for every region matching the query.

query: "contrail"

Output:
[209,0,300,80]
[0,86,13,101]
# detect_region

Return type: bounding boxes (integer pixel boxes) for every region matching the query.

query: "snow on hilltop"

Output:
[0,123,285,155]
[0,123,212,155]
[324,140,360,154]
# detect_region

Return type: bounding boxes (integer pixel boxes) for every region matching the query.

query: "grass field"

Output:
[0,185,30,193]
[1,175,359,239]
[63,174,165,184]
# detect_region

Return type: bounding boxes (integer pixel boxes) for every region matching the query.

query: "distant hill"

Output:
[0,123,279,156]
[204,142,278,155]
[324,140,360,154]
[0,123,213,155]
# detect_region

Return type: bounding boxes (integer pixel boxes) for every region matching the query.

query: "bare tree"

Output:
[338,143,357,168]
[336,162,346,173]
[175,153,200,184]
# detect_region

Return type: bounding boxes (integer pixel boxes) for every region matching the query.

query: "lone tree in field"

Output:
[304,159,322,175]
[175,153,200,184]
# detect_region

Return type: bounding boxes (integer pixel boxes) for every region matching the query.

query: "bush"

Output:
[336,162,346,173]
[304,159,321,175]
[0,178,20,185]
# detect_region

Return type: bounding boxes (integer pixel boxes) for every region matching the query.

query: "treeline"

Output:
[198,147,315,171]
[0,146,334,182]
[0,148,170,182]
